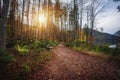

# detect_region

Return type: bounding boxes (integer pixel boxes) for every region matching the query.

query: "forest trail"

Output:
[28,43,120,80]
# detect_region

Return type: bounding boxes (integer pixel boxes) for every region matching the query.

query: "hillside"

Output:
[83,28,118,45]
[92,30,118,45]
[114,30,120,37]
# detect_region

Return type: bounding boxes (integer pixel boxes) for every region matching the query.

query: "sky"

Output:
[96,1,120,34]
[61,0,120,34]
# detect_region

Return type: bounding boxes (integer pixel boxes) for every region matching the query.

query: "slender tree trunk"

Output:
[90,18,94,45]
[74,0,78,40]
[73,0,76,40]
[86,7,89,45]
[79,0,83,41]
[16,0,20,36]
[90,5,94,45]
[21,0,25,41]
[0,0,1,19]
[9,0,16,42]
[0,0,10,51]
[31,1,35,40]
[26,0,30,42]
[36,0,40,41]
[47,0,49,40]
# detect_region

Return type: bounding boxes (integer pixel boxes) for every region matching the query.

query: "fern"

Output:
[14,44,29,56]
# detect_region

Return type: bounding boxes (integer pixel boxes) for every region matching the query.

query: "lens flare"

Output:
[38,14,46,23]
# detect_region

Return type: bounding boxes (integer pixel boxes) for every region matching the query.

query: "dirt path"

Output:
[28,43,120,80]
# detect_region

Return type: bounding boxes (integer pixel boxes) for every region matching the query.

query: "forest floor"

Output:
[27,43,120,80]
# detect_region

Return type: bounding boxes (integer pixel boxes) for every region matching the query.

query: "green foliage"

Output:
[32,41,41,48]
[14,44,29,56]
[39,41,47,48]
[89,45,120,56]
[47,40,58,47]
[29,41,46,54]
[33,48,46,53]
[29,40,58,54]
[0,51,16,63]
[66,40,85,47]
[66,41,120,57]
[30,40,58,49]
[35,51,52,62]
[21,63,30,73]
[29,41,46,49]
[65,41,74,47]
[110,47,120,56]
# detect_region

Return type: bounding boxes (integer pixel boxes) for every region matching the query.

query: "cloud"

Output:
[97,13,120,34]
[61,0,71,3]
[96,1,120,34]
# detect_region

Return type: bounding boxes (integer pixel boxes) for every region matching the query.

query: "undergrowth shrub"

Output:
[110,47,120,56]
[65,41,74,47]
[33,48,46,53]
[66,41,120,57]
[29,41,46,49]
[0,51,16,63]
[14,44,29,56]
[30,40,58,49]
[47,40,58,47]
[33,41,41,48]
[39,41,47,48]
[35,51,52,62]
[21,63,30,73]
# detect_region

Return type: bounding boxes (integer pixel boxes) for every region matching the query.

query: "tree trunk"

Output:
[74,0,79,40]
[86,7,89,45]
[90,3,95,45]
[21,0,25,41]
[79,0,83,41]
[0,0,1,19]
[0,0,10,51]
[26,0,30,42]
[9,0,16,42]
[35,0,40,41]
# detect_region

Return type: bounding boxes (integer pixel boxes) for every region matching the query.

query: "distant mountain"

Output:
[114,30,120,37]
[92,30,118,45]
[84,28,119,45]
